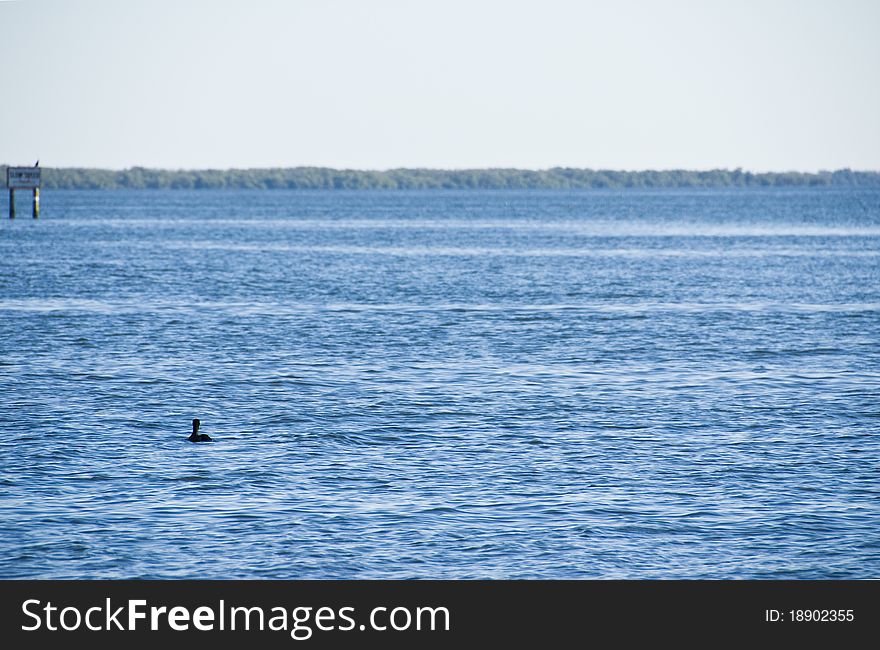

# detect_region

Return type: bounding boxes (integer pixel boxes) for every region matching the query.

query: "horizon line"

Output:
[3,164,880,174]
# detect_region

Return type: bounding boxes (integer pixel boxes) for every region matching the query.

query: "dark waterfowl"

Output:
[188,418,213,442]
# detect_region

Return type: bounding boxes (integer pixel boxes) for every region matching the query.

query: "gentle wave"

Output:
[45,217,880,237]
[155,241,880,257]
[2,298,879,315]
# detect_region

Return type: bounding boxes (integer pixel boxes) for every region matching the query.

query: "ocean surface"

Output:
[1,188,878,579]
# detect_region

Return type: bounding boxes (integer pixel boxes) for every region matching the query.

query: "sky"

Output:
[1,0,878,171]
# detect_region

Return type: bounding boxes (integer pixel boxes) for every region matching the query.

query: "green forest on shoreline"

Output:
[4,166,879,190]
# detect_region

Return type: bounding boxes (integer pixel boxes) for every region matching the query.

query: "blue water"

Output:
[1,188,878,579]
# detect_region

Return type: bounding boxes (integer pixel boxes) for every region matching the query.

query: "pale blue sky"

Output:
[1,0,878,170]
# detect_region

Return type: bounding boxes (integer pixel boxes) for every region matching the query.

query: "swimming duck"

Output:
[187,418,213,442]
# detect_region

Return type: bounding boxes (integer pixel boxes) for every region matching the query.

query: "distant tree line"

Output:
[4,166,879,190]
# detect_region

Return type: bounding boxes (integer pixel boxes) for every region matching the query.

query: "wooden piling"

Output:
[8,189,14,219]
[33,187,39,218]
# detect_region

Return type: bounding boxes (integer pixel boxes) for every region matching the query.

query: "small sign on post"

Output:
[7,165,41,218]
